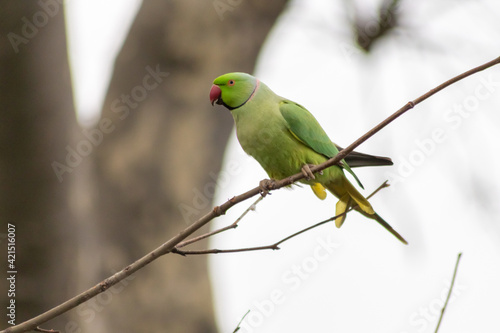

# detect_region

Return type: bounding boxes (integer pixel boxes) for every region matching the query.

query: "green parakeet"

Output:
[210,72,407,244]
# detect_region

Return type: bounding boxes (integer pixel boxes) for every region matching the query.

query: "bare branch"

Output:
[172,181,390,256]
[3,57,498,333]
[434,253,463,333]
[177,196,264,249]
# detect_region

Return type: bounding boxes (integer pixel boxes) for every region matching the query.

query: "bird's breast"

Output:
[234,111,321,180]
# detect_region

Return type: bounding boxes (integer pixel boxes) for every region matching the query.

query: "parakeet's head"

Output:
[210,72,257,110]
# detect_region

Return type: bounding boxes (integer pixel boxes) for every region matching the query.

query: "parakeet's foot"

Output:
[301,164,321,180]
[259,179,276,197]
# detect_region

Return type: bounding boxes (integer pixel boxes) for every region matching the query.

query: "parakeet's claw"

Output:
[259,179,276,197]
[301,164,317,180]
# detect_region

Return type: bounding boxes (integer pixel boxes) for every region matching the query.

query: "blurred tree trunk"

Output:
[0,1,78,329]
[84,1,289,332]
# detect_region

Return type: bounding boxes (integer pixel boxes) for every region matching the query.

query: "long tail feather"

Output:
[356,209,408,245]
[325,177,408,245]
[334,144,393,168]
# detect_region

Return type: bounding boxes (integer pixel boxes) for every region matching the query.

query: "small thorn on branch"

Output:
[35,327,60,333]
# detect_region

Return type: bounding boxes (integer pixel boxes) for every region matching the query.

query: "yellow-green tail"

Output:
[326,177,374,228]
[310,176,408,245]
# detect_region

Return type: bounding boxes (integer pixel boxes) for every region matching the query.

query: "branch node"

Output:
[213,205,224,216]
[98,281,110,292]
[170,248,186,256]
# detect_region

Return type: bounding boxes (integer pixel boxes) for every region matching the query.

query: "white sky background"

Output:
[65,0,142,126]
[65,0,500,332]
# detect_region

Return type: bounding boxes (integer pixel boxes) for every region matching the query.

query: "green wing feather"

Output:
[279,100,364,189]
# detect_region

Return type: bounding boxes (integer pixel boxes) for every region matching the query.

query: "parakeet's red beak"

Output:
[210,84,222,106]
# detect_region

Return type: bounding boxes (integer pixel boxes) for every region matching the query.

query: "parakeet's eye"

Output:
[228,80,235,86]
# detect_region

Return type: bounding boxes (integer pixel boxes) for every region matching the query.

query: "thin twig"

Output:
[3,57,498,333]
[34,328,60,333]
[173,181,389,255]
[232,310,250,333]
[177,196,264,248]
[434,253,463,333]
[366,180,390,199]
[172,212,345,255]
